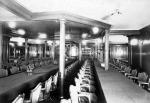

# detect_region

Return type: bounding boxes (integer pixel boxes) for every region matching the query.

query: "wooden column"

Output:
[59,19,66,98]
[13,46,16,58]
[130,45,132,65]
[105,30,109,70]
[52,40,55,61]
[95,43,97,59]
[44,41,47,58]
[139,40,143,68]
[49,45,51,58]
[2,36,10,64]
[97,40,100,61]
[79,42,82,61]
[0,23,3,68]
[25,38,28,63]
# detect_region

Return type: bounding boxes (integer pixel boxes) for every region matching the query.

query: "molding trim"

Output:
[0,0,32,20]
[32,12,111,29]
[110,30,140,36]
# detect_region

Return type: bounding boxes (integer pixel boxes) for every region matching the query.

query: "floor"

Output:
[94,61,150,103]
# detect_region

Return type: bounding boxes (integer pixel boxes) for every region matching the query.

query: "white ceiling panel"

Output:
[0,6,25,21]
[3,0,150,30]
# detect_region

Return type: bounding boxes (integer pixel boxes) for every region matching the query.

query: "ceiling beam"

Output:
[110,30,140,36]
[0,0,32,20]
[32,12,111,29]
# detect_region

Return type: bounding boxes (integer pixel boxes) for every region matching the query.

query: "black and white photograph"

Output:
[0,0,150,103]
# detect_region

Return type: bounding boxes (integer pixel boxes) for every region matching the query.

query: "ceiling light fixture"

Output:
[8,21,16,28]
[92,27,99,34]
[17,29,26,35]
[130,39,138,45]
[47,40,53,45]
[35,39,42,44]
[82,40,87,45]
[82,33,88,38]
[66,34,71,40]
[9,43,15,47]
[17,42,23,46]
[101,9,122,20]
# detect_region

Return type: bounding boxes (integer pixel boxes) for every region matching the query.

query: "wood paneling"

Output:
[110,44,128,60]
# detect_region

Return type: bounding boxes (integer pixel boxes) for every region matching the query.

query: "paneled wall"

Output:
[128,26,150,75]
[110,44,128,60]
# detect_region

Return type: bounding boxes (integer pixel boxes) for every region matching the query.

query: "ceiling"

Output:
[0,6,24,21]
[1,0,150,30]
[3,20,97,41]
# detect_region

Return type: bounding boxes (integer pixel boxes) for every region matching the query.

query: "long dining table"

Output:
[94,61,150,103]
[0,64,59,103]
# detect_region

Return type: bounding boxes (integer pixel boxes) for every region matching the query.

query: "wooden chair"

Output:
[12,94,25,103]
[75,78,96,93]
[24,83,42,103]
[34,61,40,68]
[20,64,27,72]
[27,63,35,71]
[10,66,20,74]
[0,69,8,77]
[53,72,58,87]
[138,72,149,90]
[124,67,131,76]
[69,85,97,103]
[128,69,138,82]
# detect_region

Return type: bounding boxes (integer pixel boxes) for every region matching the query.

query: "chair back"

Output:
[12,94,24,103]
[69,85,78,103]
[30,83,42,103]
[138,72,148,82]
[53,72,58,86]
[125,67,131,73]
[28,63,34,70]
[131,69,137,76]
[45,77,52,93]
[20,64,27,71]
[10,66,19,74]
